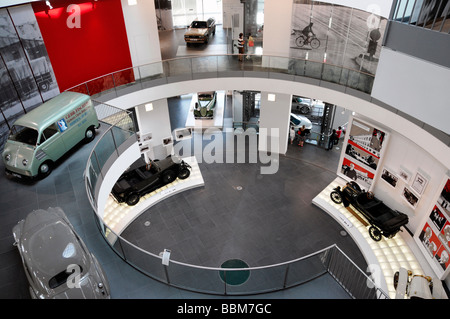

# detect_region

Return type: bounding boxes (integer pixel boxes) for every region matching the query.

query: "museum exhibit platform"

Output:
[312,177,436,298]
[185,91,225,131]
[102,156,204,244]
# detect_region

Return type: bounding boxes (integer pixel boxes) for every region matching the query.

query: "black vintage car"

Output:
[111,155,191,206]
[330,181,409,241]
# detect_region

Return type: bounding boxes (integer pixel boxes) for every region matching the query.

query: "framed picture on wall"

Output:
[381,167,398,188]
[402,186,419,209]
[411,171,429,195]
[398,167,411,183]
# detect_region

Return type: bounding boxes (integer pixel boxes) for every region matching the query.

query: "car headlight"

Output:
[4,153,11,162]
[22,159,28,166]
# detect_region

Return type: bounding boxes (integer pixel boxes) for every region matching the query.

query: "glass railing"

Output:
[80,55,389,298]
[66,54,375,100]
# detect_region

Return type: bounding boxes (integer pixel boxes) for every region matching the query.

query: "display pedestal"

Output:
[185,91,225,130]
[313,177,433,298]
[102,156,204,243]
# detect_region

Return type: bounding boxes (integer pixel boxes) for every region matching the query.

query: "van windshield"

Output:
[8,125,38,146]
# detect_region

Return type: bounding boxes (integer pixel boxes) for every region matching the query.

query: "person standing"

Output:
[327,129,338,150]
[297,125,306,147]
[336,126,342,139]
[246,33,254,59]
[289,126,296,145]
[237,33,245,62]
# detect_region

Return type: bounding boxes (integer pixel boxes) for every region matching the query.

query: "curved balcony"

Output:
[78,54,396,298]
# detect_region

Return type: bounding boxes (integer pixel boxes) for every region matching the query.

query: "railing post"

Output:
[283,264,290,289]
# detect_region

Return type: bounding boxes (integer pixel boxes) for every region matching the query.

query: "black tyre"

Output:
[369,226,382,242]
[126,193,140,206]
[38,161,52,179]
[178,168,190,180]
[330,191,343,204]
[162,170,176,184]
[84,127,95,143]
[310,37,320,49]
[300,105,310,114]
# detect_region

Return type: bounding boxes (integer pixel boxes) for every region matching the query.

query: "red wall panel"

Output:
[33,0,133,92]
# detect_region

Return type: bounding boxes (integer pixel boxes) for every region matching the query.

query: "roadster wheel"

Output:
[162,170,176,184]
[178,168,190,180]
[126,193,140,206]
[369,226,382,241]
[330,191,343,204]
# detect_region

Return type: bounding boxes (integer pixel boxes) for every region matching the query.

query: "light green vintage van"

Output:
[2,92,99,179]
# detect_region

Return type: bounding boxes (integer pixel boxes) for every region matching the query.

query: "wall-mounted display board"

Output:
[415,176,450,280]
[337,117,389,190]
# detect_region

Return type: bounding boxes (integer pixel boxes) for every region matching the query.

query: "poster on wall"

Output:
[435,245,450,271]
[415,176,450,275]
[289,0,387,88]
[338,117,388,190]
[340,157,375,190]
[419,222,441,258]
[438,178,450,216]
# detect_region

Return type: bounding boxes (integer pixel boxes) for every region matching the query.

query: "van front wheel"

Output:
[84,127,95,143]
[38,162,52,179]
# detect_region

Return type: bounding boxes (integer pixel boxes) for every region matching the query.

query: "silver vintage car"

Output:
[12,207,110,299]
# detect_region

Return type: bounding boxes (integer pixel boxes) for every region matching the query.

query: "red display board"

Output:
[32,0,133,92]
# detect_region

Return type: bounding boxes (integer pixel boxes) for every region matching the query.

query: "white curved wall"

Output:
[106,76,450,171]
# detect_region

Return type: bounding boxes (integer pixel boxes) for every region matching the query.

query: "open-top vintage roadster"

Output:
[330,181,409,241]
[111,155,191,206]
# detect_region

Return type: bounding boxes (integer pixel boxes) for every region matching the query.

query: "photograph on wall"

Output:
[430,205,448,231]
[434,245,450,271]
[289,0,387,91]
[338,117,387,191]
[438,177,450,216]
[419,222,441,258]
[340,157,374,190]
[347,119,386,158]
[381,167,398,188]
[398,167,411,183]
[402,186,419,209]
[345,140,379,170]
[0,6,58,151]
[411,171,429,195]
[438,222,450,256]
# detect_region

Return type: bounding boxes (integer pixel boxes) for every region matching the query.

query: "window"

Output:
[48,265,83,289]
[40,123,58,144]
[8,125,38,146]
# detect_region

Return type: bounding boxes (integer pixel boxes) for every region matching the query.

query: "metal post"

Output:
[283,264,290,289]
[163,265,170,284]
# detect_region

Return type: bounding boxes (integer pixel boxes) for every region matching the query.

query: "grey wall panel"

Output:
[384,21,450,68]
